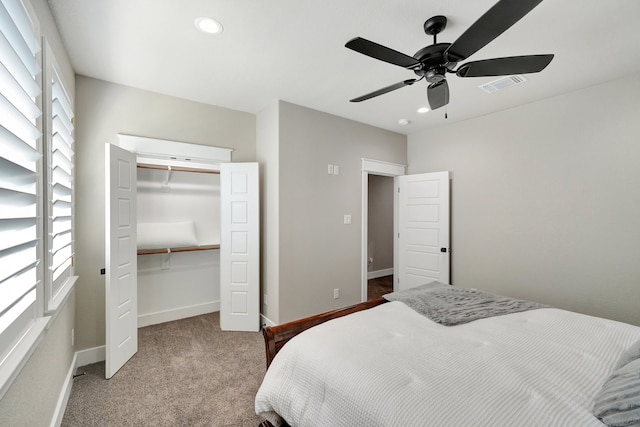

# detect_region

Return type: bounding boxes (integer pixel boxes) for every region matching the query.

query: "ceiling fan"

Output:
[345,0,554,110]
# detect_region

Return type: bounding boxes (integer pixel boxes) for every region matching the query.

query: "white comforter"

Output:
[255,301,640,427]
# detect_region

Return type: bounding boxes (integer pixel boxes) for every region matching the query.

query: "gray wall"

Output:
[256,102,280,323]
[0,0,76,425]
[275,101,406,323]
[74,76,256,350]
[368,175,394,273]
[408,72,640,326]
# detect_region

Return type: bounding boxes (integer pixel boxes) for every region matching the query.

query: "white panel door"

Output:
[220,162,259,331]
[397,171,450,290]
[105,143,138,378]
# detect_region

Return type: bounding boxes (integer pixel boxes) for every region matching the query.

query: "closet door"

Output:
[220,163,259,331]
[105,143,138,378]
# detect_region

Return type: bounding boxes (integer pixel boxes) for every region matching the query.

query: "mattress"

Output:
[255,301,640,426]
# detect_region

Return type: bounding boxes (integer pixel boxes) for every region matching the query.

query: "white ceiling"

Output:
[47,0,640,135]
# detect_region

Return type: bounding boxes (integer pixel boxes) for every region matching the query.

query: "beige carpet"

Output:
[62,312,265,426]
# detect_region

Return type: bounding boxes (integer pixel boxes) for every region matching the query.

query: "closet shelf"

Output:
[137,163,220,174]
[137,244,220,255]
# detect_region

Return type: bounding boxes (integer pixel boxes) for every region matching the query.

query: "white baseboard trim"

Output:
[368,268,393,280]
[75,345,106,368]
[50,352,77,427]
[260,313,276,328]
[137,300,220,328]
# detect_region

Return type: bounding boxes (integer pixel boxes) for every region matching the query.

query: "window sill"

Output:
[45,275,78,324]
[0,317,50,401]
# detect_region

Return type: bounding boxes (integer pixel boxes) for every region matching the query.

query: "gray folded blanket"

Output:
[384,282,549,326]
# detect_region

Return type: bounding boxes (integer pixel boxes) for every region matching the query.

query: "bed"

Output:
[255,284,640,427]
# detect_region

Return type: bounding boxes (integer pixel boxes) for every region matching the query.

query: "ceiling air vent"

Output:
[478,75,527,93]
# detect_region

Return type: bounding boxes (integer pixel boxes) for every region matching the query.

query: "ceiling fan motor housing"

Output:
[413,43,456,82]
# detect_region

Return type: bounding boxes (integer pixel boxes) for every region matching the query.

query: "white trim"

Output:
[367,268,393,280]
[75,346,105,368]
[362,158,406,176]
[50,352,77,427]
[361,159,405,302]
[117,134,233,163]
[260,313,276,328]
[137,301,220,328]
[45,276,78,320]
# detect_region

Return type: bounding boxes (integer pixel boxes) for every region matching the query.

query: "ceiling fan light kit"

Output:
[345,0,554,111]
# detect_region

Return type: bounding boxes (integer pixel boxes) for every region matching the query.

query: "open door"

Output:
[105,143,138,378]
[220,162,260,331]
[397,171,450,290]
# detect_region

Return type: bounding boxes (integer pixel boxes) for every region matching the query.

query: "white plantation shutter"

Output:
[46,63,73,302]
[0,0,43,381]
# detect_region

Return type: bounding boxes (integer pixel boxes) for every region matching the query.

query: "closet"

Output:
[136,163,221,327]
[105,135,259,378]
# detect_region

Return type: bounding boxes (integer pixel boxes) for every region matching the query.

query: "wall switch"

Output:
[327,164,334,175]
[343,214,352,224]
[71,328,75,347]
[333,288,340,299]
[263,294,268,306]
[333,165,339,175]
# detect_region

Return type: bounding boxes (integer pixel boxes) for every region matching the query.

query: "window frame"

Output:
[42,39,76,314]
[0,0,79,400]
[0,0,49,401]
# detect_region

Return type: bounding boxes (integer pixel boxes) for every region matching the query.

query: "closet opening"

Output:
[105,135,260,378]
[136,163,222,328]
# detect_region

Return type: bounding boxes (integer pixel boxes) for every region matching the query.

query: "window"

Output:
[0,0,48,399]
[43,41,75,311]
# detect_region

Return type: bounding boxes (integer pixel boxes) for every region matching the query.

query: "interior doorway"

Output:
[367,175,394,299]
[360,159,405,302]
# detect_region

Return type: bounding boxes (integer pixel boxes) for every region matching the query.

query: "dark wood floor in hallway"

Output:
[367,275,393,300]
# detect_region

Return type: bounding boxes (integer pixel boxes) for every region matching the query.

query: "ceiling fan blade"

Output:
[350,79,418,102]
[427,80,449,110]
[456,54,553,77]
[345,37,421,69]
[445,0,545,63]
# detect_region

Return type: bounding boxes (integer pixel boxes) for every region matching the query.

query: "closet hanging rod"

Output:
[137,163,220,175]
[137,244,221,256]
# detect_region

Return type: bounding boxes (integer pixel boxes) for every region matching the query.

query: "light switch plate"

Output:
[344,214,351,224]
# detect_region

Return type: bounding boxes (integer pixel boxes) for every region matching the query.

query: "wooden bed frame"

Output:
[262,297,388,368]
[259,297,388,426]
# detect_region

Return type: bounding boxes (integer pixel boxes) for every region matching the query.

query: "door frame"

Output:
[360,159,406,302]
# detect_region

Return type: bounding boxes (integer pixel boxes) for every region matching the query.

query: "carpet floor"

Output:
[62,312,265,427]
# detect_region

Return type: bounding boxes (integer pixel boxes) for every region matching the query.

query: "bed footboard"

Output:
[262,297,388,368]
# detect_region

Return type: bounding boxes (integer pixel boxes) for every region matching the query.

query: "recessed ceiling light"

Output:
[398,119,410,126]
[195,17,223,34]
[417,107,430,114]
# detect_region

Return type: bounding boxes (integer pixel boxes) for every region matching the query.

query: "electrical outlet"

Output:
[327,164,334,174]
[333,165,339,175]
[333,288,340,299]
[343,214,352,225]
